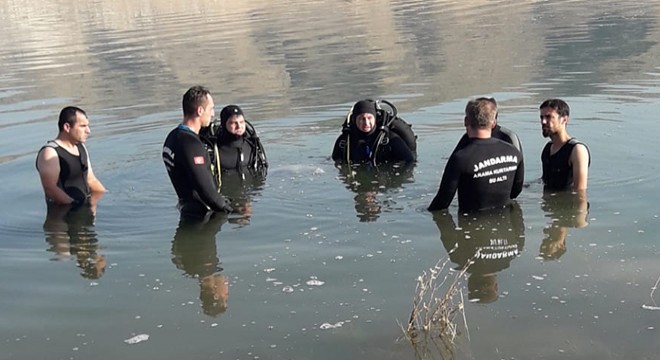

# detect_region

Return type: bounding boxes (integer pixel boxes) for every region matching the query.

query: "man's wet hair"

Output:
[58,106,86,132]
[182,85,211,117]
[540,98,570,118]
[465,97,498,129]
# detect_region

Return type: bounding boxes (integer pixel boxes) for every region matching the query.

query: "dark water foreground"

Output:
[1,0,659,359]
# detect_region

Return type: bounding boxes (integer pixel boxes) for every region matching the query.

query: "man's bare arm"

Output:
[36,147,75,204]
[571,144,589,191]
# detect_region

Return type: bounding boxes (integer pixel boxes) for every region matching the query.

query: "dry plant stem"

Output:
[404,245,473,357]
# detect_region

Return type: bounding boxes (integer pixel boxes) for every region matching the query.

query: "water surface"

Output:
[1,0,659,359]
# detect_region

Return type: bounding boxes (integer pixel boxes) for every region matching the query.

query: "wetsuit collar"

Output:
[177,124,196,134]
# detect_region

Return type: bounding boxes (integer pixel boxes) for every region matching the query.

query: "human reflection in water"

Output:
[171,213,230,317]
[336,163,415,222]
[432,203,525,303]
[539,190,589,261]
[43,192,106,279]
[219,168,266,226]
[171,173,260,317]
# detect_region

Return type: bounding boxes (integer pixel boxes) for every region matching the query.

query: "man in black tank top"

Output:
[428,97,524,212]
[36,107,106,206]
[539,99,590,191]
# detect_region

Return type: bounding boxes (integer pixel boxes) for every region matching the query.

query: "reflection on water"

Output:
[336,164,414,222]
[171,175,260,316]
[539,191,589,261]
[171,214,228,317]
[220,170,266,226]
[43,199,105,279]
[4,0,660,162]
[433,203,525,304]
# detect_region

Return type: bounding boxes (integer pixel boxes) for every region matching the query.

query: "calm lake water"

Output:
[1,0,659,359]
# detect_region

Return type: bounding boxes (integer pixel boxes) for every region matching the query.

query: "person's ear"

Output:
[464,116,468,127]
[63,123,71,132]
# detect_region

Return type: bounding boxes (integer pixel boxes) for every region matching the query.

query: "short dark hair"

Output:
[539,98,570,117]
[58,106,86,132]
[465,97,497,129]
[182,86,211,117]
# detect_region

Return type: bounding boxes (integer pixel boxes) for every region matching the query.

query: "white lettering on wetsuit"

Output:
[476,240,520,260]
[473,155,518,172]
[163,146,175,168]
[473,155,518,183]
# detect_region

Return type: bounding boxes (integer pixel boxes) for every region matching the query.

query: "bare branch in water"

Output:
[399,247,473,359]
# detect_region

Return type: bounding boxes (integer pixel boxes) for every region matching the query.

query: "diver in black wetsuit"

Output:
[163,86,233,219]
[331,99,416,166]
[428,97,524,212]
[213,105,267,176]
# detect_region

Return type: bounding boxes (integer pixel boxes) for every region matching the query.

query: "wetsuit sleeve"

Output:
[180,135,233,213]
[511,132,523,157]
[388,134,416,163]
[510,155,524,199]
[331,134,346,162]
[498,126,524,156]
[452,133,470,153]
[428,154,460,211]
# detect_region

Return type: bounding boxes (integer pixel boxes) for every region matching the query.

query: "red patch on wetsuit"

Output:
[193,156,205,165]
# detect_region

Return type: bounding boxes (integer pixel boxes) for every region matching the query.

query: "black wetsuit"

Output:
[163,125,233,216]
[36,142,90,203]
[331,117,416,165]
[541,138,590,190]
[428,137,524,212]
[216,133,257,173]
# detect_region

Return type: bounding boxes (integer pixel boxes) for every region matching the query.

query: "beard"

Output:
[542,128,553,138]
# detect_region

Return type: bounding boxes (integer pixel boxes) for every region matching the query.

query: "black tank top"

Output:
[541,138,590,190]
[38,142,90,202]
